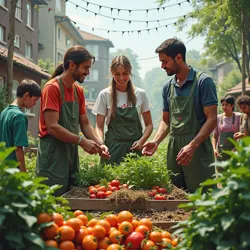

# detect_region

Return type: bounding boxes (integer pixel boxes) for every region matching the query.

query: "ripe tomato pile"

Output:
[38,210,179,250]
[88,180,129,199]
[148,186,168,200]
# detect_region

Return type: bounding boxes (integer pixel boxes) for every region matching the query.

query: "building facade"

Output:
[0,0,50,137]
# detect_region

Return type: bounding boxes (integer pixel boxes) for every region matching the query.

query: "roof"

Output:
[55,16,86,45]
[227,78,250,94]
[0,46,50,79]
[79,30,114,48]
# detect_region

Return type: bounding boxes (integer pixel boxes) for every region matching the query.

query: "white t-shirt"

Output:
[92,87,151,126]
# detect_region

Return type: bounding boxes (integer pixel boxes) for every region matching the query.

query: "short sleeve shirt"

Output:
[92,87,151,126]
[39,78,86,137]
[162,67,218,126]
[0,105,28,161]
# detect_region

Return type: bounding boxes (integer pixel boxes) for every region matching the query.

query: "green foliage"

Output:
[0,86,8,113]
[27,131,39,147]
[25,153,37,178]
[174,137,250,250]
[106,153,171,189]
[38,58,54,75]
[0,143,70,250]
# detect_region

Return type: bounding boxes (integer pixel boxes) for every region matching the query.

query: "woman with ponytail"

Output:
[92,55,153,165]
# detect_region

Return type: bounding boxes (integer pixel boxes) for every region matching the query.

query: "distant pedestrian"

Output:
[0,79,41,172]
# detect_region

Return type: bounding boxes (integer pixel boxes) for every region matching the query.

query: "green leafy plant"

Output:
[0,143,70,250]
[107,153,171,189]
[174,137,250,250]
[27,131,39,148]
[0,86,8,113]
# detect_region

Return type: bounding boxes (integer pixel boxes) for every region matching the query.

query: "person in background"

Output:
[142,38,218,193]
[234,95,250,139]
[212,95,242,161]
[36,45,110,196]
[92,55,153,165]
[0,79,41,172]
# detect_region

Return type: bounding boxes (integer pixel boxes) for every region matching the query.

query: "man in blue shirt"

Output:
[143,38,217,193]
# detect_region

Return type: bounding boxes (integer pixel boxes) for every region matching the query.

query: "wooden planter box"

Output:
[63,194,189,212]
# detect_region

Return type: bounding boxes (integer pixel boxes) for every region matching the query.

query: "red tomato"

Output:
[89,188,98,195]
[106,191,113,196]
[125,232,144,249]
[111,180,120,187]
[152,186,159,190]
[121,184,128,189]
[109,186,118,192]
[148,190,157,197]
[158,188,167,194]
[97,186,107,192]
[97,191,107,199]
[154,194,167,200]
[89,194,97,199]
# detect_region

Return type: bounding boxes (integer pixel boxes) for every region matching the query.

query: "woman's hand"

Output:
[234,132,245,140]
[130,140,144,151]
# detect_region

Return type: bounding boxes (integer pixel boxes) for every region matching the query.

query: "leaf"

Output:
[0,214,6,226]
[11,202,29,208]
[239,212,250,221]
[100,211,114,220]
[18,211,37,228]
[197,225,215,237]
[221,215,235,231]
[241,232,250,248]
[194,200,215,207]
[24,232,45,248]
[86,211,94,221]
[22,180,34,188]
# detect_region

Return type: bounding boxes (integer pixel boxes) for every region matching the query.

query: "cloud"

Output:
[68,14,102,28]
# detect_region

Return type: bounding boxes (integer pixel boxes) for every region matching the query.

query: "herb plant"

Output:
[174,137,250,250]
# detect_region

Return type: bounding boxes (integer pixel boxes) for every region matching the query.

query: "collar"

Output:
[172,66,195,88]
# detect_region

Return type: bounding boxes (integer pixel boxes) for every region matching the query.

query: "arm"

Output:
[176,105,217,165]
[142,111,170,156]
[95,114,106,142]
[212,132,220,158]
[15,146,26,172]
[130,111,153,150]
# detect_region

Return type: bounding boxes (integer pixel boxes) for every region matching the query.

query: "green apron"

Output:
[167,72,215,193]
[36,78,79,196]
[102,104,143,165]
[218,113,235,161]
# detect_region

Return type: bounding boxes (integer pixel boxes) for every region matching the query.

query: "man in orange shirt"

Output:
[36,45,110,196]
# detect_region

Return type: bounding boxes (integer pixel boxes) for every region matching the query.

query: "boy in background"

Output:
[0,79,41,171]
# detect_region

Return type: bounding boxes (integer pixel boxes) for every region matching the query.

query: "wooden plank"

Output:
[64,197,189,211]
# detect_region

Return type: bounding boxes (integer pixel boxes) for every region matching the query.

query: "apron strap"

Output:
[57,77,66,103]
[189,71,202,96]
[220,112,235,125]
[170,79,175,98]
[73,85,79,103]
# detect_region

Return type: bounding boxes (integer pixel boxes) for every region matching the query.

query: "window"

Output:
[25,42,32,59]
[0,0,6,7]
[15,0,22,20]
[85,69,99,82]
[56,0,61,12]
[66,35,70,47]
[86,45,99,61]
[57,27,61,40]
[26,3,31,27]
[0,76,4,88]
[57,52,63,63]
[0,25,5,43]
[14,35,20,48]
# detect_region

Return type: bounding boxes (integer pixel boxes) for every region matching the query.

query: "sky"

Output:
[66,0,205,78]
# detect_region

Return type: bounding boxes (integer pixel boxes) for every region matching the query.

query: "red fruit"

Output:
[148,190,157,197]
[125,232,144,249]
[154,194,167,200]
[121,184,128,189]
[109,186,118,192]
[111,180,120,187]
[97,186,107,192]
[90,194,97,199]
[97,191,107,199]
[89,188,98,195]
[158,187,167,194]
[106,191,113,196]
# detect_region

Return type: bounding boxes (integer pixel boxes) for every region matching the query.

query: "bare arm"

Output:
[15,146,26,172]
[95,114,106,142]
[177,105,217,165]
[142,111,170,156]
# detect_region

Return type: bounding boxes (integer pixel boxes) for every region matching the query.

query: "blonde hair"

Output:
[110,55,136,116]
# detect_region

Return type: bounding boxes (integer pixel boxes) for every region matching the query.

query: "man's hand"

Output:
[234,132,245,140]
[130,140,143,151]
[99,144,111,159]
[213,149,220,158]
[80,138,102,155]
[176,144,196,166]
[142,141,158,156]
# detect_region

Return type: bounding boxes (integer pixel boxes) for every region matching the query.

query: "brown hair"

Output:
[16,79,41,98]
[236,95,250,106]
[51,45,95,78]
[110,55,136,116]
[155,37,186,62]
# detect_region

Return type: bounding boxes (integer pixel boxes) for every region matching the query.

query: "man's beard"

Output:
[72,71,85,83]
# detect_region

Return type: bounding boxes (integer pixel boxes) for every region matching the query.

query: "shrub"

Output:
[174,137,250,250]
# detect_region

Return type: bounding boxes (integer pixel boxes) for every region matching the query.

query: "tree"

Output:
[158,0,250,94]
[7,0,18,103]
[110,48,142,87]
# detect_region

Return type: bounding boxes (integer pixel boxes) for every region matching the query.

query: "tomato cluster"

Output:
[38,210,179,249]
[88,180,129,199]
[148,186,168,200]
